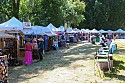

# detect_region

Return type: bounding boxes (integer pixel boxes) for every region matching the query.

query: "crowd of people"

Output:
[100,35,112,48]
[23,33,82,65]
[23,33,115,65]
[24,38,44,65]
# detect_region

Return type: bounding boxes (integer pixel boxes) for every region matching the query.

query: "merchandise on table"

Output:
[0,55,8,83]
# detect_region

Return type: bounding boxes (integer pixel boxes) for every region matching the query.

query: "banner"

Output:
[23,22,31,29]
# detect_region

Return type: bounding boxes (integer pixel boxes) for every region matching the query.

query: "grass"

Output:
[103,42,125,82]
[8,40,125,83]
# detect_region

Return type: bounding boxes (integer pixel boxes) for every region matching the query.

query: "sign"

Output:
[23,22,31,29]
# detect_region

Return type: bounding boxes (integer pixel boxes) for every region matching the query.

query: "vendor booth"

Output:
[0,32,19,66]
[115,29,125,39]
[47,23,58,34]
[41,26,57,51]
[90,29,99,42]
[107,30,114,39]
[58,26,65,47]
[0,17,25,61]
[81,29,90,41]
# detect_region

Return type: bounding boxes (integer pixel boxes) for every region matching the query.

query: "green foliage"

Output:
[83,0,125,30]
[0,0,12,22]
[40,0,64,26]
[0,0,85,28]
[63,0,85,27]
[1,0,125,30]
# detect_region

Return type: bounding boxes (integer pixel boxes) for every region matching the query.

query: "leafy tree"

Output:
[0,0,12,22]
[12,0,20,19]
[0,0,85,28]
[83,0,125,30]
[63,0,85,28]
[82,0,96,29]
[0,0,20,20]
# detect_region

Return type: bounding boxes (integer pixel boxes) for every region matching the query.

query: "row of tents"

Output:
[0,17,64,36]
[0,17,125,37]
[81,29,125,33]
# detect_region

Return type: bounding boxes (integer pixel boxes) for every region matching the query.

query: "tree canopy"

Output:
[0,0,85,28]
[83,0,125,30]
[0,0,125,30]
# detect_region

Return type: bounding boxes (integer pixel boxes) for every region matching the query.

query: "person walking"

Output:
[24,38,33,65]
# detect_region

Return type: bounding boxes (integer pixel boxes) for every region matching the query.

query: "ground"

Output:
[8,40,125,83]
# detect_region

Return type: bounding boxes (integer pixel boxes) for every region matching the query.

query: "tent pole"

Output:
[36,30,37,39]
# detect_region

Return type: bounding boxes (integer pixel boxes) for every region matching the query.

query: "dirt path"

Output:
[9,41,102,83]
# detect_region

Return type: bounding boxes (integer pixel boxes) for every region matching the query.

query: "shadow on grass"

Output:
[104,73,125,81]
[63,43,100,56]
[104,55,125,81]
[115,48,125,54]
[8,42,100,83]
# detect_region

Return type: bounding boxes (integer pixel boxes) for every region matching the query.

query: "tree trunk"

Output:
[12,0,20,19]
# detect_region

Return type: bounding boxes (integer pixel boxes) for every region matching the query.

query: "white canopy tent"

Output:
[0,32,15,38]
[66,27,73,33]
[84,29,90,33]
[41,26,56,36]
[22,29,34,35]
[58,26,65,32]
[90,29,99,33]
[22,26,45,35]
[107,30,113,33]
[99,29,107,33]
[115,29,125,33]
[81,29,86,33]
[31,26,46,35]
[0,17,23,31]
[46,23,58,33]
[73,28,81,33]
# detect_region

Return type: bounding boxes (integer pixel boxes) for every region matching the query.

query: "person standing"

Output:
[53,38,59,50]
[65,34,70,48]
[106,38,112,48]
[24,38,33,65]
[32,38,39,60]
[38,37,44,60]
[100,37,106,47]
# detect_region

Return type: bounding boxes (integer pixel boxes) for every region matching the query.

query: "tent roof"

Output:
[0,32,15,38]
[32,26,46,35]
[66,27,73,33]
[22,26,46,35]
[99,29,107,33]
[58,26,64,32]
[84,29,90,33]
[73,28,81,33]
[90,29,99,33]
[107,30,113,33]
[22,29,34,35]
[115,29,125,33]
[0,17,23,30]
[81,29,85,32]
[41,26,56,36]
[47,23,58,32]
